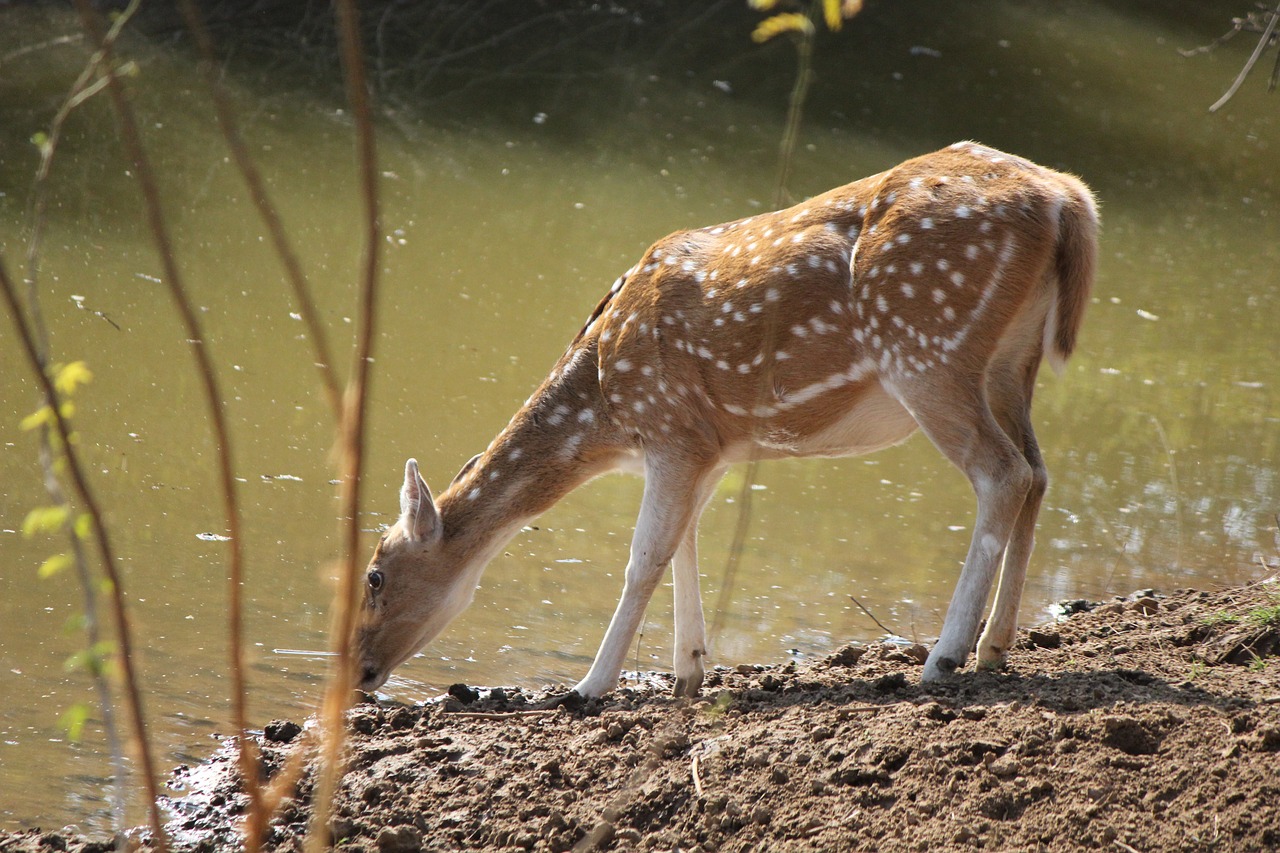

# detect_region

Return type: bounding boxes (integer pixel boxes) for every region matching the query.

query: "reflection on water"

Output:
[2,2,1278,834]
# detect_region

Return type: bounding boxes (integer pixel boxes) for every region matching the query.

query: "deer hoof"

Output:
[976,646,1009,672]
[672,673,704,698]
[921,653,960,682]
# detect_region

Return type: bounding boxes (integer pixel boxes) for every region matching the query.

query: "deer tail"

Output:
[1045,180,1099,375]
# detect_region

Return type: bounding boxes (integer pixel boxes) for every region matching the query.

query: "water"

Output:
[2,1,1278,834]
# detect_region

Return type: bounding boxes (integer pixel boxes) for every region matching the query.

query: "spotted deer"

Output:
[355,142,1098,699]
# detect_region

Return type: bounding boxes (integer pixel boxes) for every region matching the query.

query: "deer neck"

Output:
[434,344,630,565]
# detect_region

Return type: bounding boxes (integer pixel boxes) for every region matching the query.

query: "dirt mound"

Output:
[6,581,1280,852]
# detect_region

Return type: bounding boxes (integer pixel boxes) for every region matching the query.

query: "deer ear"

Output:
[451,453,482,485]
[399,458,441,542]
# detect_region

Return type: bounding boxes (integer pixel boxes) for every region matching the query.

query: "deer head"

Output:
[354,459,477,693]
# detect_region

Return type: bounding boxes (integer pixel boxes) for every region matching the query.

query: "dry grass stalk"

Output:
[307,1,383,849]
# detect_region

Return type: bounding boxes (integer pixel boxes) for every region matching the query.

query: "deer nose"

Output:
[358,664,380,691]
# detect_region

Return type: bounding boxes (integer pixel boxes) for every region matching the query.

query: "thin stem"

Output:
[176,0,344,420]
[712,6,819,645]
[773,19,816,207]
[0,257,168,850]
[309,1,382,848]
[1209,1,1280,112]
[21,4,139,830]
[73,0,254,846]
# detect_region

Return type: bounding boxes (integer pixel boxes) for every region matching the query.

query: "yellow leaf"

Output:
[20,405,53,432]
[823,0,842,31]
[747,0,780,9]
[752,12,814,43]
[54,361,93,396]
[74,513,94,540]
[23,505,70,537]
[38,553,74,579]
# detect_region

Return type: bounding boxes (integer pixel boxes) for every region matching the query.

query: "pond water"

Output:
[1,1,1278,835]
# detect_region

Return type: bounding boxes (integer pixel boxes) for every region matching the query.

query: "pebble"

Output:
[447,683,479,705]
[263,719,302,743]
[1129,597,1159,615]
[829,644,867,666]
[375,825,422,853]
[1028,629,1061,649]
[987,756,1020,778]
[810,725,835,742]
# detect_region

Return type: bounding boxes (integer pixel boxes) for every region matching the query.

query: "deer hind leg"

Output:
[976,360,1049,670]
[671,468,726,698]
[906,383,1035,682]
[572,454,714,699]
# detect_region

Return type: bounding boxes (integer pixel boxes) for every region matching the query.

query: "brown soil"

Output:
[6,581,1280,853]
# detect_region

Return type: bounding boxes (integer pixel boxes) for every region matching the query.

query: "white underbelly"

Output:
[780,384,919,459]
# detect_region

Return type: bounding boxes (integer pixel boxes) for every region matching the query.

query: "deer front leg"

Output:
[572,456,708,699]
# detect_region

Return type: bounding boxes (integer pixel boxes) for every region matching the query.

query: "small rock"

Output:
[350,709,379,734]
[988,756,1020,778]
[829,643,867,666]
[1129,597,1159,615]
[329,817,357,841]
[40,833,67,852]
[810,725,835,742]
[581,822,615,850]
[904,643,929,664]
[751,805,773,824]
[1028,629,1061,649]
[263,719,302,743]
[770,766,790,784]
[376,825,422,853]
[543,810,569,834]
[1251,725,1280,752]
[921,702,957,722]
[447,683,479,705]
[874,672,907,693]
[488,687,507,704]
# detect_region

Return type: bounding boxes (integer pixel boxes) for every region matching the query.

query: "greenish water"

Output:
[2,1,1277,834]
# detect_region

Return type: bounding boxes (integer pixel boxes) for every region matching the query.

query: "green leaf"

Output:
[73,513,93,540]
[60,703,91,742]
[38,553,74,579]
[64,641,114,678]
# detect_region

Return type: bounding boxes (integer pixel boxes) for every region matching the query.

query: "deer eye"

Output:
[368,570,384,592]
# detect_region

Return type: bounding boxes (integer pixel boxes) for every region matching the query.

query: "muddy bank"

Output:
[6,580,1280,852]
